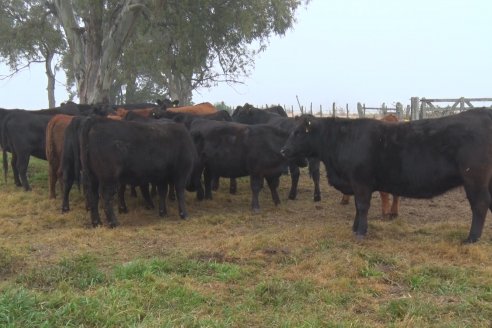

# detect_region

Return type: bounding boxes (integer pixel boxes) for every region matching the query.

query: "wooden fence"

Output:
[257,96,492,120]
[410,97,492,120]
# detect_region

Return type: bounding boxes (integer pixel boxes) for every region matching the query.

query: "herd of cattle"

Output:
[1,100,492,244]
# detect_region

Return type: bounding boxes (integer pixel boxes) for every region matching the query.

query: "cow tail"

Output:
[2,148,7,183]
[73,118,83,190]
[45,119,55,173]
[2,120,9,183]
[80,117,95,188]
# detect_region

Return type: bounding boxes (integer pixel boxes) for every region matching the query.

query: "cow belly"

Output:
[378,172,463,199]
[207,161,248,178]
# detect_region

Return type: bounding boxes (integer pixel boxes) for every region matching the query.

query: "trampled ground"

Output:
[1,159,491,327]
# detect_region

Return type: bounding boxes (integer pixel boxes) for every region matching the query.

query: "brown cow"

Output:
[340,113,400,219]
[165,102,217,115]
[46,114,74,199]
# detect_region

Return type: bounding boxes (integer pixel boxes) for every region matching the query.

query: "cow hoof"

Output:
[144,204,155,210]
[354,234,366,242]
[313,195,321,202]
[252,208,260,214]
[229,189,237,195]
[109,221,119,228]
[61,207,70,213]
[462,236,479,244]
[118,207,128,214]
[288,193,296,200]
[179,212,188,220]
[159,211,167,217]
[92,222,102,228]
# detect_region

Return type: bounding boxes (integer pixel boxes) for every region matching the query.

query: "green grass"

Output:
[1,157,492,327]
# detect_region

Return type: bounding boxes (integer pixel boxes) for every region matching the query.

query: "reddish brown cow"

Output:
[165,102,217,115]
[340,113,400,219]
[46,114,75,199]
[112,107,158,119]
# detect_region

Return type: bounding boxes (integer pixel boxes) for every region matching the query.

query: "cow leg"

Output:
[203,168,213,200]
[157,183,168,217]
[390,195,400,218]
[340,194,350,205]
[309,158,321,202]
[463,183,490,243]
[266,175,281,206]
[140,183,155,210]
[229,178,237,194]
[288,164,300,200]
[380,191,391,219]
[117,184,128,214]
[191,168,204,200]
[87,177,102,227]
[352,188,372,239]
[250,175,263,213]
[174,180,188,219]
[168,182,176,201]
[212,176,220,191]
[48,161,57,199]
[61,165,74,213]
[101,184,119,228]
[380,192,399,219]
[17,153,31,191]
[11,153,21,187]
[130,185,138,198]
[150,183,157,198]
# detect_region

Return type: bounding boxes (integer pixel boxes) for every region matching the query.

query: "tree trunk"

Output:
[53,0,145,104]
[167,72,193,105]
[44,49,56,108]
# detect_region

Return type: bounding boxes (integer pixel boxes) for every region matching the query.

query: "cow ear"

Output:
[305,117,313,133]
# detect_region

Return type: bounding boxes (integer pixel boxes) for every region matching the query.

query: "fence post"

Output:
[346,104,349,118]
[395,102,403,120]
[410,97,419,120]
[357,102,364,118]
[420,98,426,119]
[319,104,323,117]
[332,102,336,117]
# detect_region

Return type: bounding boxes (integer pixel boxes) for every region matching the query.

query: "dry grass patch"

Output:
[1,158,492,327]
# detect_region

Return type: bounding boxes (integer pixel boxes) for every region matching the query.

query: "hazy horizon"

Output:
[1,0,491,112]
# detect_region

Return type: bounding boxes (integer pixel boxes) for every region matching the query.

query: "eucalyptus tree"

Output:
[0,0,65,108]
[2,0,308,105]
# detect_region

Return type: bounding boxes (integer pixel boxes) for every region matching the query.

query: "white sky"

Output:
[1,0,491,111]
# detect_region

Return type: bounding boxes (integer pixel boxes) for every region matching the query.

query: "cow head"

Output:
[156,98,180,109]
[280,115,316,159]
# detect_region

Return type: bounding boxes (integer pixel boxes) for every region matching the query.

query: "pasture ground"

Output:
[0,158,491,327]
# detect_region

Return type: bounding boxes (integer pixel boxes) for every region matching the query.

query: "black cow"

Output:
[233,103,288,118]
[232,105,321,201]
[80,117,196,227]
[189,120,295,211]
[280,109,492,243]
[1,104,104,191]
[2,111,55,190]
[159,110,238,195]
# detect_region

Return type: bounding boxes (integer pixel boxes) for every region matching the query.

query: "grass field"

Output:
[1,158,491,327]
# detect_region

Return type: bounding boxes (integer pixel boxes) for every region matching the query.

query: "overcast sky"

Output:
[1,0,491,111]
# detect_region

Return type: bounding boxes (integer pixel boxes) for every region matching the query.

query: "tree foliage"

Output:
[1,0,309,105]
[0,0,65,107]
